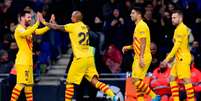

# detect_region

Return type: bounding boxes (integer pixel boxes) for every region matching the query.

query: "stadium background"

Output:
[0,0,201,101]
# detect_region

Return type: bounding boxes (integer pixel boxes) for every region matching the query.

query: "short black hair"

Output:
[172,10,183,17]
[132,5,145,16]
[19,10,31,18]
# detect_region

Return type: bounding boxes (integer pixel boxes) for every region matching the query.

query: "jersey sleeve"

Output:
[165,30,185,62]
[35,26,49,35]
[137,24,147,38]
[17,21,40,37]
[64,23,73,32]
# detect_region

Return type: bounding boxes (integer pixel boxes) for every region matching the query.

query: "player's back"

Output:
[65,22,93,58]
[133,20,151,58]
[14,24,33,65]
[174,22,191,61]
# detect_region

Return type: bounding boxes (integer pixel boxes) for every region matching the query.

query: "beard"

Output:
[25,21,31,27]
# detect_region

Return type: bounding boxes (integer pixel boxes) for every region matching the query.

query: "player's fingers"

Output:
[122,48,125,53]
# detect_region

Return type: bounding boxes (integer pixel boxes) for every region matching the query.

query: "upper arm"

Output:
[18,21,39,37]
[140,38,146,45]
[17,28,26,37]
[137,25,147,39]
[175,29,186,43]
[64,24,73,32]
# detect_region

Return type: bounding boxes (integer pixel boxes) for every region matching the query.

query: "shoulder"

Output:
[65,23,74,27]
[176,23,188,35]
[139,20,149,29]
[15,25,25,33]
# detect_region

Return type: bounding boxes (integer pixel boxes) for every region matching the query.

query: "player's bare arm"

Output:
[122,45,133,54]
[161,36,182,67]
[139,38,146,67]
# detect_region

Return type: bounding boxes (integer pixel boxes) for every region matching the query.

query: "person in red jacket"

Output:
[151,64,171,101]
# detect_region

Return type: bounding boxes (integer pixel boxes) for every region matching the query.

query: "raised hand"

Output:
[49,14,56,24]
[160,60,168,69]
[36,12,41,22]
[38,12,46,25]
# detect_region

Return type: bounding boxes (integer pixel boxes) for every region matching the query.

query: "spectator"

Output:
[158,10,174,54]
[148,42,161,73]
[93,16,103,32]
[103,44,122,73]
[144,7,161,44]
[191,40,200,55]
[0,49,13,73]
[105,8,126,49]
[150,65,171,99]
[7,41,18,62]
[102,0,121,20]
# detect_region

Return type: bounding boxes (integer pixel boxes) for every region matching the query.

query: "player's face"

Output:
[171,13,181,26]
[71,12,77,23]
[24,13,32,25]
[130,10,138,21]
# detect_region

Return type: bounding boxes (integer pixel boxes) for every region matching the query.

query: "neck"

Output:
[179,21,183,25]
[135,18,142,25]
[20,21,26,28]
[176,21,183,27]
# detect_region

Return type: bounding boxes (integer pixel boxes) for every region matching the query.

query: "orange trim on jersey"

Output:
[147,89,151,94]
[177,49,181,56]
[137,94,144,97]
[176,49,182,60]
[134,46,140,55]
[187,92,194,95]
[171,86,179,89]
[172,90,179,93]
[26,38,32,51]
[65,89,74,93]
[186,87,194,91]
[14,88,21,93]
[66,87,74,90]
[11,96,17,100]
[65,96,71,99]
[172,94,179,97]
[26,95,32,98]
[133,37,141,56]
[12,92,20,97]
[25,92,32,95]
[134,42,141,50]
[66,92,73,96]
[103,87,109,92]
[187,96,195,99]
[100,85,106,90]
[176,55,179,60]
[143,85,149,92]
[134,37,141,45]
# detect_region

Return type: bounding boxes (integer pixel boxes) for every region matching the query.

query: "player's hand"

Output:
[94,16,102,24]
[119,17,124,24]
[36,12,46,24]
[36,12,41,22]
[49,14,56,24]
[48,23,58,30]
[160,60,167,68]
[111,19,118,26]
[139,57,145,68]
[122,46,130,54]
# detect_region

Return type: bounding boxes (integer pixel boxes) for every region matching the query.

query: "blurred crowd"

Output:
[0,0,201,79]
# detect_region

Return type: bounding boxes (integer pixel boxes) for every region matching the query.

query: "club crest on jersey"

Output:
[140,31,145,34]
[19,29,25,33]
